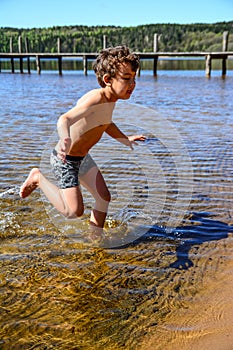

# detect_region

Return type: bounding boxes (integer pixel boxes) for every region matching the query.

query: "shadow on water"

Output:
[114,212,233,270]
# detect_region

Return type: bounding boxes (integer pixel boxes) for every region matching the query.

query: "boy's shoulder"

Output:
[77,88,105,106]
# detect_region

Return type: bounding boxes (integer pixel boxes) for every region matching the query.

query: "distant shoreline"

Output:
[1,22,232,53]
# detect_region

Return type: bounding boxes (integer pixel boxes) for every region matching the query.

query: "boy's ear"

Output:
[103,74,112,86]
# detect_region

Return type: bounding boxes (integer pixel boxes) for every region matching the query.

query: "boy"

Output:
[20,46,145,236]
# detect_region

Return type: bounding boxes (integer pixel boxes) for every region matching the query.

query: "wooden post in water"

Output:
[222,57,227,77]
[58,56,62,75]
[10,37,14,73]
[153,56,158,76]
[205,54,212,77]
[36,55,41,74]
[18,36,23,73]
[153,34,159,76]
[57,37,62,75]
[222,31,229,77]
[25,37,30,74]
[83,55,87,75]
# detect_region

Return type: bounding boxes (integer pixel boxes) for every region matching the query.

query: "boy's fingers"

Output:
[129,134,146,142]
[57,151,67,162]
[130,141,136,150]
[137,135,146,141]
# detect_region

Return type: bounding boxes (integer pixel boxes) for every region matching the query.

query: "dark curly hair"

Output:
[93,46,140,87]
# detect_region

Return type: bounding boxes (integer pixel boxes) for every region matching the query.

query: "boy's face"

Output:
[110,62,136,100]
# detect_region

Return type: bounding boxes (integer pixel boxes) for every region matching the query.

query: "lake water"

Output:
[0,65,233,349]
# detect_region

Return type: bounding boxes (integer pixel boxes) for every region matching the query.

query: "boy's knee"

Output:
[64,205,84,219]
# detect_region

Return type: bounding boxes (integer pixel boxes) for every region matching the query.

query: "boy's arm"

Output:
[56,91,102,161]
[56,104,88,161]
[105,122,146,149]
[57,103,89,139]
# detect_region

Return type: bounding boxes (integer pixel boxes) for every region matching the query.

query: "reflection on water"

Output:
[0,72,233,349]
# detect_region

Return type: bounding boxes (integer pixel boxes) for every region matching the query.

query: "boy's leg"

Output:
[79,166,111,229]
[20,168,84,218]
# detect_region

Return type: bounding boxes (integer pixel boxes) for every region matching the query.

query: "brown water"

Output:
[0,70,233,349]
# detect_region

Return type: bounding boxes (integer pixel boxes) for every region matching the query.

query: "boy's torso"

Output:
[68,101,115,157]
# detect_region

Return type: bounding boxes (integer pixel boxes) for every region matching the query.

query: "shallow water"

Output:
[0,69,233,349]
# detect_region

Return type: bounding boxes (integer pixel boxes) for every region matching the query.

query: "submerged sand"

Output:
[139,238,233,350]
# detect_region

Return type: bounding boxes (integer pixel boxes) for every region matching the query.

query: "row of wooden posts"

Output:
[0,32,232,77]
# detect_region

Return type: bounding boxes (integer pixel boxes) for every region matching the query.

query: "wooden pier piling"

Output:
[153,33,159,53]
[10,37,14,73]
[36,55,41,74]
[58,56,62,75]
[153,56,158,76]
[18,36,23,73]
[83,55,87,75]
[222,31,229,78]
[0,51,232,76]
[103,35,107,49]
[205,54,212,77]
[25,37,30,74]
[222,57,227,77]
[153,34,159,76]
[222,31,229,52]
[0,33,232,77]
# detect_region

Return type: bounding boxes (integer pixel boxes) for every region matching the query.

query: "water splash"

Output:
[0,186,20,199]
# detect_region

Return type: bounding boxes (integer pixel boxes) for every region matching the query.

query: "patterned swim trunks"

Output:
[50,149,97,189]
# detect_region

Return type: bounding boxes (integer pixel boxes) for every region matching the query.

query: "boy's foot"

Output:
[19,168,40,198]
[87,225,104,244]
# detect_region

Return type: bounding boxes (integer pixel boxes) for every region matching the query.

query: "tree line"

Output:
[0,22,232,53]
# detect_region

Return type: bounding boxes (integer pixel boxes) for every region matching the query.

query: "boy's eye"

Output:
[122,77,135,83]
[117,73,136,83]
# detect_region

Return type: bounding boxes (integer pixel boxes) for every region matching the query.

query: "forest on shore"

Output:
[0,21,232,53]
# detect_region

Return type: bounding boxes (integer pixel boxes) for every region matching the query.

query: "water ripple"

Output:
[0,72,233,349]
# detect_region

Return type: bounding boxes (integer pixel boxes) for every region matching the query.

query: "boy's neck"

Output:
[102,87,118,103]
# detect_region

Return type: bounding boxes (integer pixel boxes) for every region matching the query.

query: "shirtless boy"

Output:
[20,46,145,235]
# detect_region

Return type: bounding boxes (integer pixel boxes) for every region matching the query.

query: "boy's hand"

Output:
[57,137,72,162]
[128,135,146,142]
[128,134,146,149]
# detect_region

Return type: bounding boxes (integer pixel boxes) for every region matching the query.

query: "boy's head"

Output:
[93,46,140,88]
